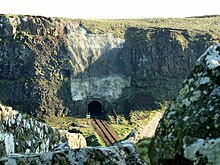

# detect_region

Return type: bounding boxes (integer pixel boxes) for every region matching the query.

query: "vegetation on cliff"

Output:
[0,14,220,117]
[1,14,220,164]
[80,16,220,40]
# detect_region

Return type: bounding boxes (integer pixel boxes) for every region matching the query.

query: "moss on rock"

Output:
[149,45,220,164]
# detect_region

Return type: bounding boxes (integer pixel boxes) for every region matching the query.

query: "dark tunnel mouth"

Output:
[88,101,103,116]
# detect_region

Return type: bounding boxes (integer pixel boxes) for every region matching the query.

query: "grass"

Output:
[108,102,168,163]
[79,16,220,38]
[136,138,151,164]
[45,116,105,146]
[44,102,169,164]
[109,109,166,139]
[108,101,168,138]
[45,102,167,146]
[3,14,219,40]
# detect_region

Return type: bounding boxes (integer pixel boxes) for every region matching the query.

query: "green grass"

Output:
[135,138,151,164]
[45,103,167,147]
[45,102,169,164]
[45,116,105,146]
[78,16,220,38]
[107,101,168,139]
[86,132,106,147]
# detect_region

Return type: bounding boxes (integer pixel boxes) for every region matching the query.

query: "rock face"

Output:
[149,45,220,164]
[0,140,146,165]
[0,104,60,157]
[0,104,87,158]
[0,14,219,116]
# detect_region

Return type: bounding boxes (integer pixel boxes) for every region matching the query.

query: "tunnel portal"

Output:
[88,101,103,116]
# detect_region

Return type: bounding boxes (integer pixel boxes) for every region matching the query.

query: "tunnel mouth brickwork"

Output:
[88,101,103,117]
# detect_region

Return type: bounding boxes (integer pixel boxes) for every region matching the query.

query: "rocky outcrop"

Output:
[149,45,220,164]
[0,14,132,116]
[126,28,208,101]
[0,104,87,158]
[0,103,143,164]
[0,140,146,165]
[0,14,219,116]
[0,104,60,157]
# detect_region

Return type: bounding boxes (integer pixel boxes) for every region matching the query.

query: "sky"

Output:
[0,0,220,19]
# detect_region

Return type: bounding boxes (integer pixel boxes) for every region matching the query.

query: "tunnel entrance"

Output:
[88,101,103,116]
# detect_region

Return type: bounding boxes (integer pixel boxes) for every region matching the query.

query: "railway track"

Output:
[93,118,119,145]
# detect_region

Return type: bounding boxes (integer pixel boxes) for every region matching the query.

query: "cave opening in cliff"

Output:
[88,101,103,116]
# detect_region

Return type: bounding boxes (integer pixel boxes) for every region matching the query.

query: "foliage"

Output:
[86,133,105,147]
[44,101,168,148]
[135,138,151,164]
[45,116,104,146]
[108,101,169,139]
[44,116,76,130]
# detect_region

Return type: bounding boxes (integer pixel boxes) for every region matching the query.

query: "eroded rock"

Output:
[0,104,61,157]
[0,104,88,158]
[0,140,146,165]
[0,14,217,116]
[149,45,220,165]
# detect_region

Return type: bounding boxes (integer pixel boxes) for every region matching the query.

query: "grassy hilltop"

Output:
[79,15,220,39]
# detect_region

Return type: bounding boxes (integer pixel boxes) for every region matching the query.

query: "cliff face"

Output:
[0,14,219,116]
[126,28,212,100]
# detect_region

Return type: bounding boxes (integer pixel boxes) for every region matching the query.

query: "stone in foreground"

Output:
[0,104,86,157]
[149,45,220,165]
[0,140,146,165]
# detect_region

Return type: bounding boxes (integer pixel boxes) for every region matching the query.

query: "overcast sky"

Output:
[0,0,219,19]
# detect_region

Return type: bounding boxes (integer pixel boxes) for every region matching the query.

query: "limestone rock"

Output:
[59,130,87,149]
[0,104,60,157]
[149,45,220,164]
[66,132,86,149]
[0,140,146,165]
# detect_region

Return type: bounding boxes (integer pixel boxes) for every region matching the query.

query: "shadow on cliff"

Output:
[59,27,160,117]
[58,26,215,117]
[1,26,213,117]
[0,17,215,118]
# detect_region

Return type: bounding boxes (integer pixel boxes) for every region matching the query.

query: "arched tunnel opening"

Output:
[88,101,103,116]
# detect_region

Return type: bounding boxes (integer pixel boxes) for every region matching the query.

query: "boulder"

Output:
[59,130,87,149]
[0,140,146,165]
[149,45,220,164]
